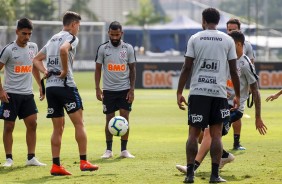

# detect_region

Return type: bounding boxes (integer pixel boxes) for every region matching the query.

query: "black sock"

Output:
[194,160,201,171]
[222,149,229,158]
[186,164,194,176]
[6,154,12,160]
[106,140,113,151]
[27,153,35,160]
[234,134,240,146]
[80,155,86,161]
[53,157,60,166]
[121,140,128,151]
[211,163,219,178]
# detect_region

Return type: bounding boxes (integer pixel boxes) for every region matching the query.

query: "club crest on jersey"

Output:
[29,50,35,60]
[119,51,127,59]
[3,110,10,118]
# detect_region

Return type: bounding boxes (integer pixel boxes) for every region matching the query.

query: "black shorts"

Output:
[103,89,132,114]
[188,95,230,129]
[222,109,243,136]
[0,93,38,121]
[46,87,83,118]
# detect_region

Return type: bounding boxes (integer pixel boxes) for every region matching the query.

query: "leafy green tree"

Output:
[0,0,16,26]
[69,0,98,21]
[27,0,56,20]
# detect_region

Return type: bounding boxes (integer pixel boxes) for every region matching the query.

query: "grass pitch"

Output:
[0,72,281,184]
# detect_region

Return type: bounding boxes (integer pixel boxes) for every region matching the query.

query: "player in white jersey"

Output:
[95,21,136,159]
[176,31,267,180]
[32,11,98,175]
[0,18,46,167]
[226,18,256,150]
[177,8,240,183]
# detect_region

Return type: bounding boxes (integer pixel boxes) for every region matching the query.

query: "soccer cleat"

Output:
[176,164,187,174]
[220,153,235,169]
[26,157,47,166]
[120,150,135,158]
[233,144,246,150]
[209,175,226,183]
[80,160,99,171]
[3,158,13,167]
[50,164,72,176]
[183,174,194,183]
[101,150,113,159]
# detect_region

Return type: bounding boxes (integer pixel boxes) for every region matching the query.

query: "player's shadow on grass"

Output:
[90,157,125,164]
[0,165,26,174]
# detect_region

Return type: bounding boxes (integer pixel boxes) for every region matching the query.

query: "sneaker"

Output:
[26,157,47,166]
[3,158,13,167]
[120,150,135,158]
[101,150,113,159]
[80,160,99,171]
[233,144,246,150]
[50,164,72,176]
[176,164,187,174]
[220,153,235,169]
[183,174,194,183]
[209,175,226,183]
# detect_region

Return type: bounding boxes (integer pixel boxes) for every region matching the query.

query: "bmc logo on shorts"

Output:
[14,65,32,73]
[200,59,219,73]
[107,63,126,72]
[65,102,76,111]
[190,114,203,123]
[221,109,230,118]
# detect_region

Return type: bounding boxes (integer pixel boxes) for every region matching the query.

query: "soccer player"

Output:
[32,11,98,175]
[95,21,136,159]
[0,18,46,167]
[226,18,256,150]
[177,8,240,183]
[176,30,267,177]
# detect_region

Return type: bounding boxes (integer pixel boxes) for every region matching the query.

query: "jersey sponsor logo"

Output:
[3,110,10,118]
[200,37,222,41]
[190,114,203,123]
[47,108,54,114]
[194,87,220,95]
[226,79,233,88]
[47,56,59,66]
[12,47,17,51]
[221,109,230,118]
[107,63,126,72]
[200,59,219,73]
[119,51,127,59]
[14,65,32,73]
[198,75,217,84]
[51,37,62,42]
[65,102,76,111]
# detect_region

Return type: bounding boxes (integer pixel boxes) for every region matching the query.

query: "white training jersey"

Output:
[95,40,136,91]
[244,40,255,61]
[227,54,258,112]
[0,41,38,94]
[185,29,237,98]
[40,31,78,88]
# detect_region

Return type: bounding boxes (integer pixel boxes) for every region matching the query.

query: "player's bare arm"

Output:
[95,62,103,101]
[250,82,267,135]
[59,42,71,79]
[32,65,45,101]
[266,89,282,102]
[33,52,48,78]
[126,62,136,103]
[0,63,9,103]
[177,57,193,110]
[228,59,240,108]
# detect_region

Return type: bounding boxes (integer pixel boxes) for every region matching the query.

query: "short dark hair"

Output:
[202,8,220,25]
[63,11,81,26]
[108,21,122,31]
[17,18,33,30]
[226,18,241,29]
[228,30,245,45]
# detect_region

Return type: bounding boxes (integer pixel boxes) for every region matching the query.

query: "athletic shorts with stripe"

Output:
[46,87,83,118]
[188,95,230,129]
[0,93,38,121]
[102,89,132,114]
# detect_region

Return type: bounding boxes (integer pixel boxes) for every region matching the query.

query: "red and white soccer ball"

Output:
[108,116,129,136]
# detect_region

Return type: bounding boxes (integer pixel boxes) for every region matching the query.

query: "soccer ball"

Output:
[108,116,129,136]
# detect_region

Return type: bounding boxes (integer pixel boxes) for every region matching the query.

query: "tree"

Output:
[69,0,98,21]
[0,0,16,26]
[125,0,170,51]
[27,0,56,20]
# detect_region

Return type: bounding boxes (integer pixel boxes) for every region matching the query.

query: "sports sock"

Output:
[27,153,35,160]
[194,160,201,171]
[211,163,219,178]
[186,164,194,176]
[80,155,86,161]
[53,157,60,166]
[121,140,128,151]
[6,154,12,160]
[222,149,229,158]
[234,134,240,146]
[106,140,113,151]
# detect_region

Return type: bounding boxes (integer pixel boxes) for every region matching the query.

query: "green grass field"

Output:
[0,72,282,184]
